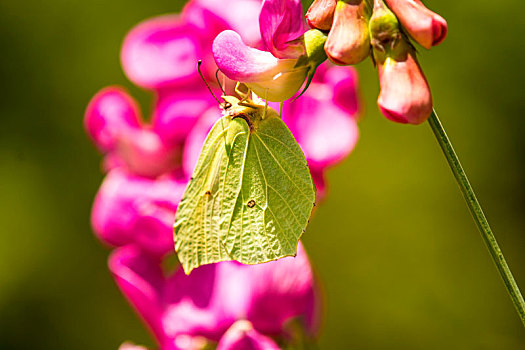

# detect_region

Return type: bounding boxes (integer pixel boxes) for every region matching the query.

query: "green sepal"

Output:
[293,29,328,100]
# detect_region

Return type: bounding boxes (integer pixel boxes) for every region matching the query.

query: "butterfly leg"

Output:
[235,82,251,102]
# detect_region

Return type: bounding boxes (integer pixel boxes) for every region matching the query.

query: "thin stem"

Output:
[428,109,525,326]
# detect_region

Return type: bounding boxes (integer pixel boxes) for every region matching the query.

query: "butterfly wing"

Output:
[174,116,248,274]
[220,113,316,265]
[175,112,316,274]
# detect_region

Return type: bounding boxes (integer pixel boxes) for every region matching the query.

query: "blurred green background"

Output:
[0,0,523,348]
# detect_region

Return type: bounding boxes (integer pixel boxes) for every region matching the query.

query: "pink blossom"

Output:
[282,63,359,170]
[213,0,311,101]
[121,15,205,90]
[324,0,371,65]
[383,0,447,50]
[85,87,142,153]
[109,242,319,349]
[91,169,186,256]
[183,0,262,46]
[377,47,432,125]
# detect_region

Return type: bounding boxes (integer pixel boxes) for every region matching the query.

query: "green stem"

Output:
[428,109,525,326]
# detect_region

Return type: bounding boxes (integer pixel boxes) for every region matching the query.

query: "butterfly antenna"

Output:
[197,60,222,106]
[215,68,226,95]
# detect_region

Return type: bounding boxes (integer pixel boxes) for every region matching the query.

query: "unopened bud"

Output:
[369,0,400,53]
[384,0,447,49]
[325,0,371,65]
[306,0,337,31]
[376,39,433,124]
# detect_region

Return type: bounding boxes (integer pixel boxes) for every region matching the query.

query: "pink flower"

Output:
[281,62,359,199]
[377,46,432,125]
[183,0,262,46]
[91,169,186,256]
[383,0,447,50]
[324,0,371,65]
[121,15,206,90]
[213,0,314,102]
[305,0,337,31]
[109,242,319,349]
[84,87,188,178]
[370,0,432,124]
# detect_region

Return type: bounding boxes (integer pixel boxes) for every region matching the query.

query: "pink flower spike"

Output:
[85,87,142,153]
[121,15,203,89]
[217,321,280,350]
[259,0,306,59]
[91,169,186,256]
[384,0,448,49]
[213,30,308,101]
[377,50,433,124]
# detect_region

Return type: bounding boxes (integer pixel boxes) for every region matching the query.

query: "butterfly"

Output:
[174,93,316,274]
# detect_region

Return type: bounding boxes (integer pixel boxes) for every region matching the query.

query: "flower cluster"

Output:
[306,0,448,124]
[85,0,361,348]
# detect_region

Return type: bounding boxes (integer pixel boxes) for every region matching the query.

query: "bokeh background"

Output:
[0,0,524,349]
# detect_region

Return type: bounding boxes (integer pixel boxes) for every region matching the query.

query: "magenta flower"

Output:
[213,0,312,101]
[91,169,186,256]
[109,242,319,349]
[183,0,262,46]
[85,86,186,178]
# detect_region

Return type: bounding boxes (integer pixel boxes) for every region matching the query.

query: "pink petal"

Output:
[182,107,223,180]
[377,51,433,124]
[259,0,306,59]
[161,263,247,342]
[244,242,320,335]
[153,88,218,148]
[283,84,359,169]
[91,169,185,256]
[311,169,327,203]
[384,0,448,49]
[324,65,360,115]
[213,30,308,101]
[116,128,180,178]
[183,0,262,46]
[85,87,142,152]
[217,321,280,350]
[109,246,166,343]
[121,15,203,89]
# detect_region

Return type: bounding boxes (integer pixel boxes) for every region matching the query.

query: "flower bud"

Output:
[369,0,400,52]
[376,39,433,124]
[325,0,371,65]
[384,0,447,49]
[306,0,337,31]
